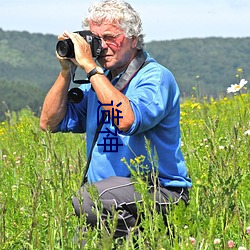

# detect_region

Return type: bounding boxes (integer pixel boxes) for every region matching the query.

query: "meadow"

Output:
[0,89,249,249]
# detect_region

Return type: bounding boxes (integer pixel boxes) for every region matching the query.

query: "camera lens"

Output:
[56,39,74,58]
[68,88,84,103]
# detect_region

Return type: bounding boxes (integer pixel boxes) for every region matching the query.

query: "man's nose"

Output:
[101,38,108,49]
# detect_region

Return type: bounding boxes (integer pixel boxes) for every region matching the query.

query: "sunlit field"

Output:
[0,88,249,249]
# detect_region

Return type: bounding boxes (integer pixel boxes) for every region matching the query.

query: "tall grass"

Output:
[0,93,249,249]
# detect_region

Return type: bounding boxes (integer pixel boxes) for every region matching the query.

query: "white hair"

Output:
[82,0,145,49]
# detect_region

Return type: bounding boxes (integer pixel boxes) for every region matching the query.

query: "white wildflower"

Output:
[214,238,221,244]
[227,79,248,93]
[238,247,246,250]
[244,130,250,136]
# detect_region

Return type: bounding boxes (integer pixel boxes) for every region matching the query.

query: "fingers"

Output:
[63,31,78,41]
[58,31,88,46]
[66,31,89,45]
[62,30,71,38]
[58,31,78,41]
[58,31,70,41]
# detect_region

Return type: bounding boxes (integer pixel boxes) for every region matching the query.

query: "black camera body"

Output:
[56,30,102,58]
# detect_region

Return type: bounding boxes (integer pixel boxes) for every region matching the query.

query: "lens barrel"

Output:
[56,39,75,58]
[68,88,84,103]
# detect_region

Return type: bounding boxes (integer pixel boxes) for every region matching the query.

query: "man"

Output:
[40,0,192,242]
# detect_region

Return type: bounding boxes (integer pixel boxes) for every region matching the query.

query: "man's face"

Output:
[89,20,138,73]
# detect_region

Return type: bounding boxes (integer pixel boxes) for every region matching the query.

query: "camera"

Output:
[56,30,102,58]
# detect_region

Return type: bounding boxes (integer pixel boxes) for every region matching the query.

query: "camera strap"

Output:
[81,50,150,186]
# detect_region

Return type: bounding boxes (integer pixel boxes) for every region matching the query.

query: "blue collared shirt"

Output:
[58,52,192,188]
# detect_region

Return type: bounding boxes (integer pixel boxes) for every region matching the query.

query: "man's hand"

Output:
[62,31,96,72]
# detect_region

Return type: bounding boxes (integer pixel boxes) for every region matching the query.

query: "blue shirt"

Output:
[58,52,192,188]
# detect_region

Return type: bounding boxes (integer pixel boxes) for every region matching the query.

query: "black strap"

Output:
[114,49,147,92]
[81,50,149,186]
[81,113,107,185]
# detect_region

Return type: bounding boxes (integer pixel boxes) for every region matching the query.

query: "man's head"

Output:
[82,0,144,74]
[82,0,144,50]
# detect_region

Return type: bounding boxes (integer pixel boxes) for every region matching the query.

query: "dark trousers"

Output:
[72,176,189,238]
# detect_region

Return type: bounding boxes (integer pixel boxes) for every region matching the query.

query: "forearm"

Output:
[90,74,134,132]
[40,70,71,132]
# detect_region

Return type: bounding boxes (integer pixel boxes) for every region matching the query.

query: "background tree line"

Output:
[0,28,249,121]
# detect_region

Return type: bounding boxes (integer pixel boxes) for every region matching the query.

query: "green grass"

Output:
[0,93,249,249]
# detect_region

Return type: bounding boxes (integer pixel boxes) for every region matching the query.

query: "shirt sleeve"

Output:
[124,63,180,135]
[57,86,89,133]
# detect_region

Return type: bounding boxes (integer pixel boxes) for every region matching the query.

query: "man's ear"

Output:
[131,36,139,48]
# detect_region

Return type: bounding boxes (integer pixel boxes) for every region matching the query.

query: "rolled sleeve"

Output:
[57,86,89,133]
[123,65,178,135]
[57,101,87,133]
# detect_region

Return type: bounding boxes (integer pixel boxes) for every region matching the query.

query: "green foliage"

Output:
[0,28,60,89]
[146,37,250,98]
[1,29,250,120]
[0,79,46,121]
[0,93,249,249]
[0,109,85,249]
[0,29,61,121]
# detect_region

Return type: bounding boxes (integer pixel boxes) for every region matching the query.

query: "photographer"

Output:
[40,0,192,244]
